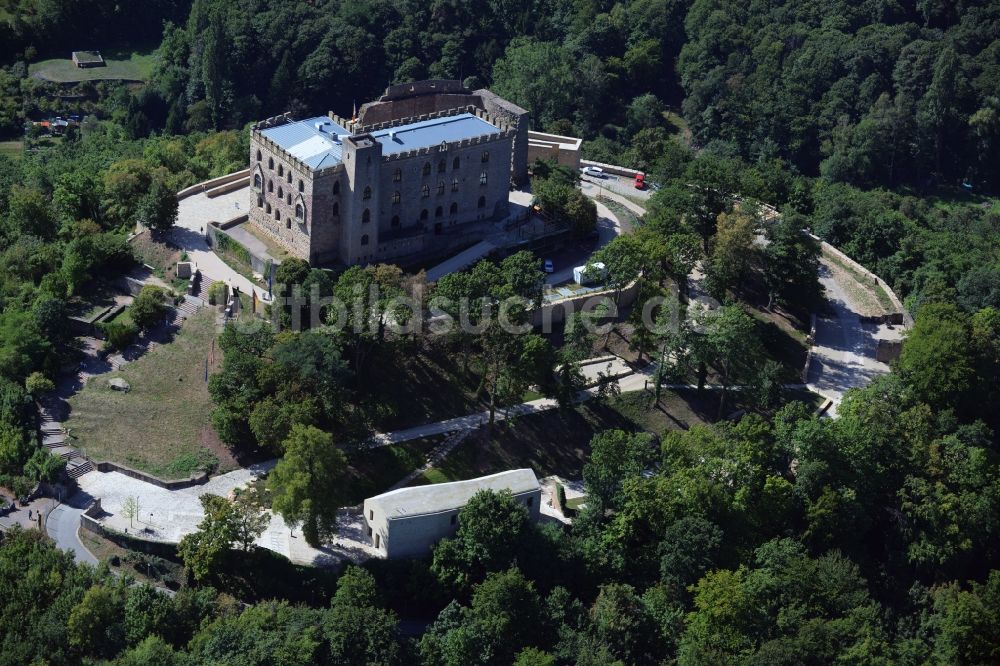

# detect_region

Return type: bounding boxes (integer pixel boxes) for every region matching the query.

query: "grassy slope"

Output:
[66,308,230,478]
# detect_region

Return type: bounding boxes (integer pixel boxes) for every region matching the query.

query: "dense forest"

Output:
[1,0,1000,664]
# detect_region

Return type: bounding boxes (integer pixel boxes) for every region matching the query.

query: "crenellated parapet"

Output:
[380,128,515,163]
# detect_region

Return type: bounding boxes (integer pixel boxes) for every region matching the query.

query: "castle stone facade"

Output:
[248,81,529,267]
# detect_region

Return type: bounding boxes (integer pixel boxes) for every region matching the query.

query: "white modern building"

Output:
[362,469,541,559]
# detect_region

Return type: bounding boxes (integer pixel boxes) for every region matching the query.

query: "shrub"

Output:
[24,372,54,396]
[130,285,167,331]
[207,281,227,305]
[556,483,567,513]
[99,320,138,351]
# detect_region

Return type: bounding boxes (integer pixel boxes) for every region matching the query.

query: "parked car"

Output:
[582,166,605,178]
[543,259,554,274]
[634,173,646,189]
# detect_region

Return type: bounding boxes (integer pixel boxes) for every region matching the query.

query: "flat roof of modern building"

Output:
[259,112,500,171]
[366,469,539,520]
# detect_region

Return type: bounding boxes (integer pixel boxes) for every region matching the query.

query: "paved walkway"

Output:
[173,188,270,302]
[45,501,98,565]
[806,261,903,415]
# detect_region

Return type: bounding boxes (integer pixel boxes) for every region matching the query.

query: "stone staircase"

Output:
[37,400,94,480]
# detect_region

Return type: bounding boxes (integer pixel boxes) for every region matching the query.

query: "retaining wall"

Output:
[80,499,180,557]
[532,280,642,328]
[177,169,252,200]
[93,461,208,490]
[580,159,644,178]
[811,233,912,327]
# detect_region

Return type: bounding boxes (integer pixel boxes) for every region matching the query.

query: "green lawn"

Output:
[66,308,233,479]
[0,140,22,160]
[29,47,156,82]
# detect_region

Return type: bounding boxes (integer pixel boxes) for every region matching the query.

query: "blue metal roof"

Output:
[371,113,499,155]
[259,112,499,170]
[260,116,350,169]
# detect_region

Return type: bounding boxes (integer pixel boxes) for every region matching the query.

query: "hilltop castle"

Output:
[248,80,529,267]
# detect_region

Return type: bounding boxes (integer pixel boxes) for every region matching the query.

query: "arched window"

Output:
[477,195,486,208]
[438,160,446,173]
[256,149,262,161]
[392,191,400,204]
[452,156,460,170]
[275,209,281,221]
[420,209,428,221]
[278,164,284,176]
[361,234,369,246]
[286,194,292,205]
[393,168,401,182]
[363,185,372,200]
[253,173,262,190]
[451,177,459,192]
[421,184,429,198]
[450,202,458,215]
[295,203,305,221]
[266,202,271,213]
[333,180,340,195]
[437,181,445,195]
[362,208,370,223]
[286,172,292,184]
[278,186,283,198]
[286,218,291,229]
[422,162,431,176]
[298,180,304,193]
[435,206,443,218]
[391,215,400,228]
[332,201,339,216]
[481,150,489,163]
[268,180,273,193]
[268,157,274,170]
[479,171,487,186]
[257,196,263,208]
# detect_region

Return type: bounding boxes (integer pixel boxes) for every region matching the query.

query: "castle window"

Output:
[421,185,429,198]
[257,196,263,208]
[287,194,292,205]
[481,150,489,163]
[437,181,445,195]
[361,234,369,246]
[286,172,292,184]
[438,159,446,173]
[278,186,283,198]
[278,164,284,177]
[268,157,274,170]
[333,181,340,195]
[275,210,281,221]
[450,202,458,215]
[478,195,486,208]
[422,162,431,176]
[266,202,271,213]
[268,180,273,193]
[452,156,460,170]
[332,201,339,215]
[362,208,371,223]
[435,206,443,218]
[295,203,305,221]
[256,150,261,161]
[393,168,401,182]
[420,209,428,221]
[479,171,487,186]
[298,180,304,193]
[363,185,372,200]
[392,191,400,204]
[451,177,459,192]
[253,173,262,190]
[391,215,400,228]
